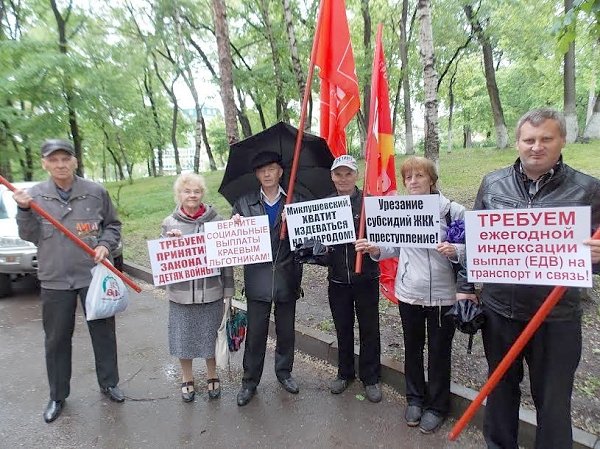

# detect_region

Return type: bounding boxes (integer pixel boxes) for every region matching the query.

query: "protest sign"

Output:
[205,215,272,268]
[285,196,355,250]
[364,195,440,248]
[465,206,592,287]
[147,232,220,286]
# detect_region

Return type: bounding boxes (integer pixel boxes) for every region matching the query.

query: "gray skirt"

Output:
[168,300,224,359]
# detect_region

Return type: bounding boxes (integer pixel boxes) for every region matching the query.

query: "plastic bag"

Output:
[85,263,129,321]
[215,298,231,369]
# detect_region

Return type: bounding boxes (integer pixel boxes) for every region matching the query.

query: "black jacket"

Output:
[233,190,302,303]
[327,187,380,284]
[472,159,600,321]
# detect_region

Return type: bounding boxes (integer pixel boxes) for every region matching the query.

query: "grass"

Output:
[105,142,600,267]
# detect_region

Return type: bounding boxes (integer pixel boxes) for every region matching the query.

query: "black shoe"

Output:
[43,400,64,423]
[404,405,422,427]
[102,386,125,403]
[330,377,352,394]
[419,411,444,434]
[364,383,382,403]
[181,381,195,403]
[278,376,299,394]
[236,386,256,406]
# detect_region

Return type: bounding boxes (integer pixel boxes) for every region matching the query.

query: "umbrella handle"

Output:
[467,334,474,355]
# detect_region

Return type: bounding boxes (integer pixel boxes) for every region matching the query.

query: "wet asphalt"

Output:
[0,276,488,449]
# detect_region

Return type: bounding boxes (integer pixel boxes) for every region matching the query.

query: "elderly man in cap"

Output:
[324,155,382,402]
[13,139,124,423]
[232,150,303,406]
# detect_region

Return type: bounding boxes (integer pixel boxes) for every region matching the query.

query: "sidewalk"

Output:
[0,276,489,449]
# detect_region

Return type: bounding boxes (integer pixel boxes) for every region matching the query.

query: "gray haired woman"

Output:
[161,173,234,402]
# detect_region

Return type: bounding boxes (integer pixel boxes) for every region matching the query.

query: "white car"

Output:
[0,182,123,297]
[0,182,39,297]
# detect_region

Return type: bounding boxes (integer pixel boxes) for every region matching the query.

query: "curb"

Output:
[124,261,599,449]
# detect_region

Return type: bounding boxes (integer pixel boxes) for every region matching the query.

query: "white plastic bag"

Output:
[215,298,231,369]
[85,263,129,321]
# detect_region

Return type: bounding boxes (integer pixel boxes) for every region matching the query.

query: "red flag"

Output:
[315,0,360,157]
[363,24,399,303]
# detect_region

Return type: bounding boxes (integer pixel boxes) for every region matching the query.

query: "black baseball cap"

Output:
[41,139,75,158]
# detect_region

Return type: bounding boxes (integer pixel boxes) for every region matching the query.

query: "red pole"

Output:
[448,226,600,441]
[280,0,325,240]
[354,23,383,273]
[1,176,142,293]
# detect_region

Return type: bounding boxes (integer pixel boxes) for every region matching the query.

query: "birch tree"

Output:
[212,0,239,144]
[418,0,439,164]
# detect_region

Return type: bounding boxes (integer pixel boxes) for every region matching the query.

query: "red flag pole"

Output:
[0,176,142,293]
[449,225,600,441]
[280,0,325,240]
[355,23,383,273]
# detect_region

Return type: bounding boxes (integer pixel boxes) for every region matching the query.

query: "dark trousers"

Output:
[242,298,296,390]
[328,279,381,385]
[398,301,455,416]
[41,288,119,401]
[482,306,581,449]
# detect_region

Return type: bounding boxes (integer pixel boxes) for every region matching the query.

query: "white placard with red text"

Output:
[364,195,441,248]
[204,215,272,268]
[465,207,592,287]
[284,196,355,250]
[147,233,220,286]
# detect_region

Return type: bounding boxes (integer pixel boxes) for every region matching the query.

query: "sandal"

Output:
[207,378,221,399]
[181,380,195,402]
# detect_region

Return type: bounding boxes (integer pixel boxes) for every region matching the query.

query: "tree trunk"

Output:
[175,16,217,172]
[281,0,309,129]
[563,0,579,143]
[102,128,125,181]
[399,0,414,154]
[153,56,181,174]
[418,0,439,164]
[447,67,458,153]
[49,0,84,176]
[463,125,473,148]
[197,108,214,172]
[583,94,600,139]
[115,133,133,184]
[212,0,240,144]
[170,100,181,175]
[257,0,289,122]
[147,143,157,177]
[464,4,508,149]
[236,88,253,138]
[143,68,164,176]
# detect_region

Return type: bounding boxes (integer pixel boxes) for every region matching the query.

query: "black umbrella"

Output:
[446,299,485,354]
[218,122,336,205]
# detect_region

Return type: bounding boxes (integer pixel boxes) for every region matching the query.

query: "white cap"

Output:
[331,155,358,171]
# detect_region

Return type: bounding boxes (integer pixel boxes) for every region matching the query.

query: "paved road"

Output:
[0,276,488,449]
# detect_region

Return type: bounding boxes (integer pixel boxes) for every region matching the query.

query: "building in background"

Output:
[158,105,221,174]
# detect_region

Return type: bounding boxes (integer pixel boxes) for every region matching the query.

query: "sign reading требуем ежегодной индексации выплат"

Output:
[465,206,593,287]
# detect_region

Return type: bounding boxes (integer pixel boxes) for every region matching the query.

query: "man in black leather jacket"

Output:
[325,155,382,402]
[232,151,303,406]
[461,109,600,449]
